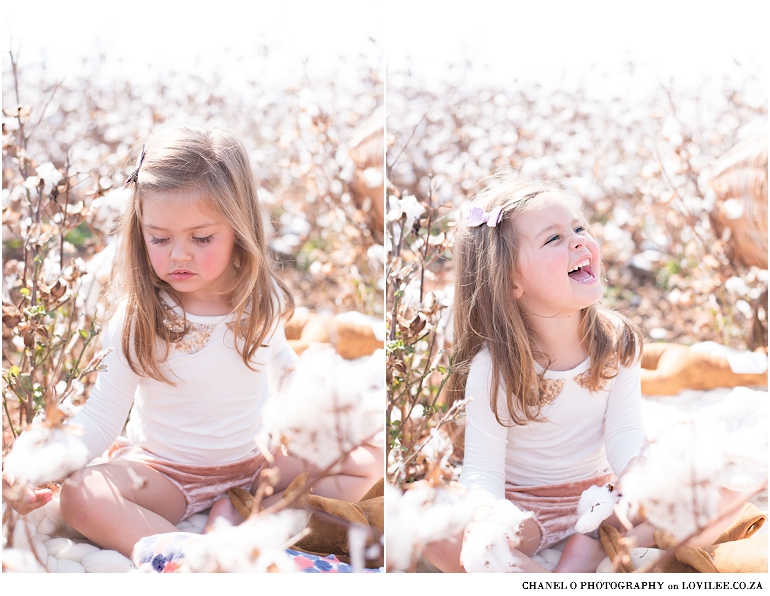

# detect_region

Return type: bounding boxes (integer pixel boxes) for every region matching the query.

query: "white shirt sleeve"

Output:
[603,357,650,474]
[67,304,140,461]
[459,350,510,512]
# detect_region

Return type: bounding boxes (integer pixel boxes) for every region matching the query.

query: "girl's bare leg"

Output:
[59,460,187,557]
[261,443,384,508]
[204,443,385,528]
[552,533,608,572]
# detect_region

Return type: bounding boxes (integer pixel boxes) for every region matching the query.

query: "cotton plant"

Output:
[385,480,471,572]
[620,387,767,541]
[461,500,532,573]
[177,511,304,573]
[574,484,620,534]
[259,344,384,470]
[3,423,90,493]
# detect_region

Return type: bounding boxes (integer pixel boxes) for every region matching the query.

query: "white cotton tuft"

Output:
[182,510,300,572]
[259,345,384,469]
[46,556,59,573]
[3,424,90,487]
[385,482,471,572]
[81,550,134,573]
[574,484,619,534]
[2,547,48,572]
[625,387,767,540]
[460,519,522,573]
[460,499,531,573]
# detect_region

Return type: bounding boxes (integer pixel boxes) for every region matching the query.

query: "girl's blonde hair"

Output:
[447,171,641,426]
[113,123,294,382]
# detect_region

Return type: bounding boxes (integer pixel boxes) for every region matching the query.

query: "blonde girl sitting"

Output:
[5,124,382,558]
[425,173,753,573]
[423,173,651,573]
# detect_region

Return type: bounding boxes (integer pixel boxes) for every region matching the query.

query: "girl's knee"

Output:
[343,444,384,478]
[59,467,93,525]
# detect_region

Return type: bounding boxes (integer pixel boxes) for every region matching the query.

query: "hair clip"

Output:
[125,143,147,186]
[466,206,503,228]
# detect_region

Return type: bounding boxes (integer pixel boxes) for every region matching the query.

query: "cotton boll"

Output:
[260,345,384,469]
[2,547,48,572]
[460,518,523,573]
[45,537,74,556]
[385,482,472,572]
[56,542,101,562]
[183,511,300,573]
[3,424,90,487]
[575,484,619,534]
[57,558,86,572]
[81,550,134,573]
[621,428,722,540]
[489,499,531,535]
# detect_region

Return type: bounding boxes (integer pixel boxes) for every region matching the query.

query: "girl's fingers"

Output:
[12,487,53,514]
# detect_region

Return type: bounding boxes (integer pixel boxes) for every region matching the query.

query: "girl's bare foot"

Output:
[204,496,246,533]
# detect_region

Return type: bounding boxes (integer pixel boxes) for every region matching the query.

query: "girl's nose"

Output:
[170,242,192,263]
[570,233,586,250]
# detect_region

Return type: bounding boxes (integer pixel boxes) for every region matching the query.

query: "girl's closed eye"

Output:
[194,235,214,244]
[149,236,168,245]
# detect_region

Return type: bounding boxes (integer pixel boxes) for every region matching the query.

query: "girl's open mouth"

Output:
[170,270,195,280]
[567,258,596,283]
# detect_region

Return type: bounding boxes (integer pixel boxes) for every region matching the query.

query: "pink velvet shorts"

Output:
[505,472,616,553]
[107,437,267,520]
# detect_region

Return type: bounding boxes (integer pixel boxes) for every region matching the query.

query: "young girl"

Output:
[424,173,651,573]
[6,124,382,557]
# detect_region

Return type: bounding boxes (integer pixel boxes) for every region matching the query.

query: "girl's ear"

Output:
[511,273,524,299]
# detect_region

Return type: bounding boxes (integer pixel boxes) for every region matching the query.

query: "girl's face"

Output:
[511,194,603,316]
[141,192,237,315]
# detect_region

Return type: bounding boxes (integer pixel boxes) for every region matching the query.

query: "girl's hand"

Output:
[2,471,53,515]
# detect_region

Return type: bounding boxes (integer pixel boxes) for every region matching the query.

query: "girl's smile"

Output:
[141,192,237,315]
[512,195,603,316]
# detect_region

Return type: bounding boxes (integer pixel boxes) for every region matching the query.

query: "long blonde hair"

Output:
[113,123,294,382]
[447,171,641,426]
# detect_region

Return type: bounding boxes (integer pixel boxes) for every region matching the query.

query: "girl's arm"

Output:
[266,319,299,394]
[67,304,140,462]
[459,350,510,514]
[603,358,651,477]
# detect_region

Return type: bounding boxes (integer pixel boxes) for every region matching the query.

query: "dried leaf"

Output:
[228,486,255,519]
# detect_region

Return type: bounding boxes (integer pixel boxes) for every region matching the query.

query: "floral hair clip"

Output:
[466,206,504,228]
[125,143,147,186]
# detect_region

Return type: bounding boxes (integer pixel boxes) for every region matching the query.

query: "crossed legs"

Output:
[59,459,187,558]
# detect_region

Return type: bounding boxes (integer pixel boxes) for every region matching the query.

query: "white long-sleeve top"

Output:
[459,346,649,512]
[69,299,298,465]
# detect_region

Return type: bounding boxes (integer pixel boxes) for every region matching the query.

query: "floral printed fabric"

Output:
[286,549,382,573]
[133,532,382,573]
